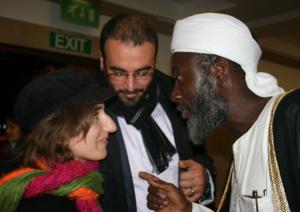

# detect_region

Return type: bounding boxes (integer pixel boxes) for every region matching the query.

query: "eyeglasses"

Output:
[107,69,154,82]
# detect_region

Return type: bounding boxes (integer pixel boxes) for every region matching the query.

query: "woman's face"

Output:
[68,104,117,161]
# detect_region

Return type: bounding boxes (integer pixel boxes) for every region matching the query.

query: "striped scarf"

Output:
[0,160,103,212]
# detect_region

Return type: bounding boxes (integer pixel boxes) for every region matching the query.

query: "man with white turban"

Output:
[139,13,300,212]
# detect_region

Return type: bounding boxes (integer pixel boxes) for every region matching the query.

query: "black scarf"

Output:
[107,77,176,174]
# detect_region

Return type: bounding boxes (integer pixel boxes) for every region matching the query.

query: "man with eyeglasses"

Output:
[96,14,216,212]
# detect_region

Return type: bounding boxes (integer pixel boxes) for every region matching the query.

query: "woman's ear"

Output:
[212,58,229,86]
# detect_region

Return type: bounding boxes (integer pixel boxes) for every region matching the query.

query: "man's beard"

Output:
[187,74,228,145]
[104,74,145,107]
[104,71,153,107]
[117,88,145,106]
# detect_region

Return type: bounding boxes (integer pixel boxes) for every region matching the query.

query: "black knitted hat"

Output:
[14,68,115,130]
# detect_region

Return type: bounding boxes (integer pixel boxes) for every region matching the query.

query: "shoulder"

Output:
[273,89,300,138]
[272,89,300,165]
[275,89,300,115]
[272,89,300,211]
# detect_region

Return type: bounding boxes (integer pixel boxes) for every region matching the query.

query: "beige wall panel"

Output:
[0,17,99,59]
[259,60,300,90]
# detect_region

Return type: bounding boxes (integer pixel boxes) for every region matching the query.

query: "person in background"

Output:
[97,14,216,212]
[0,113,25,170]
[0,68,117,212]
[140,13,300,212]
[4,112,24,148]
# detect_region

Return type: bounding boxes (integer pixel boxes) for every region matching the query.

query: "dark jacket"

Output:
[273,89,300,211]
[98,70,216,212]
[16,195,78,212]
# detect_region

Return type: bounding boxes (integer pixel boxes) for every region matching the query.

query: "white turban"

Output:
[171,13,284,97]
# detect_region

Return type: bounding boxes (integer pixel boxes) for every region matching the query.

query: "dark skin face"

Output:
[171,52,205,119]
[171,52,256,134]
[172,53,231,145]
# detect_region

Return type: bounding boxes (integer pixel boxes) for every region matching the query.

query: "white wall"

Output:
[0,0,107,37]
[157,33,171,75]
[0,0,172,73]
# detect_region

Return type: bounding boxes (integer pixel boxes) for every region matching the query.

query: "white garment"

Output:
[192,203,213,212]
[118,103,179,212]
[230,95,278,212]
[191,95,279,212]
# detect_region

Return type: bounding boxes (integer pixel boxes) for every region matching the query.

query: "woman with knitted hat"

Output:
[0,68,117,212]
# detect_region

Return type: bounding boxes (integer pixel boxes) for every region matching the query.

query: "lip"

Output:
[124,93,138,99]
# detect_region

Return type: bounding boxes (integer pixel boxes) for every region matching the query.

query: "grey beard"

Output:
[187,76,228,145]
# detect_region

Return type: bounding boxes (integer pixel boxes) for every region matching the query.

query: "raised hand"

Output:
[139,171,192,212]
[179,160,209,202]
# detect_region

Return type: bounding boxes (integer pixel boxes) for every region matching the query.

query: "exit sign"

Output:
[61,0,99,27]
[49,32,92,54]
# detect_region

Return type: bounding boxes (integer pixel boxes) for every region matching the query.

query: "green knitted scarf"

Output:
[0,168,103,212]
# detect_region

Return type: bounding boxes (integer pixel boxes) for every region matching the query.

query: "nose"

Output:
[171,86,182,103]
[103,113,117,133]
[125,74,136,92]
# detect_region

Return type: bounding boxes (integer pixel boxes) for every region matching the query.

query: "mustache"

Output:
[117,88,145,94]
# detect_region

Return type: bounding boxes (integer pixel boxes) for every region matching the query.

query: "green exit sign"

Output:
[49,32,92,54]
[61,0,99,27]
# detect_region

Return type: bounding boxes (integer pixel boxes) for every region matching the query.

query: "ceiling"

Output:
[98,0,300,69]
[51,0,300,69]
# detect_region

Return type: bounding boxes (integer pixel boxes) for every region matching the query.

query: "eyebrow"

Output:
[109,65,154,73]
[109,66,126,72]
